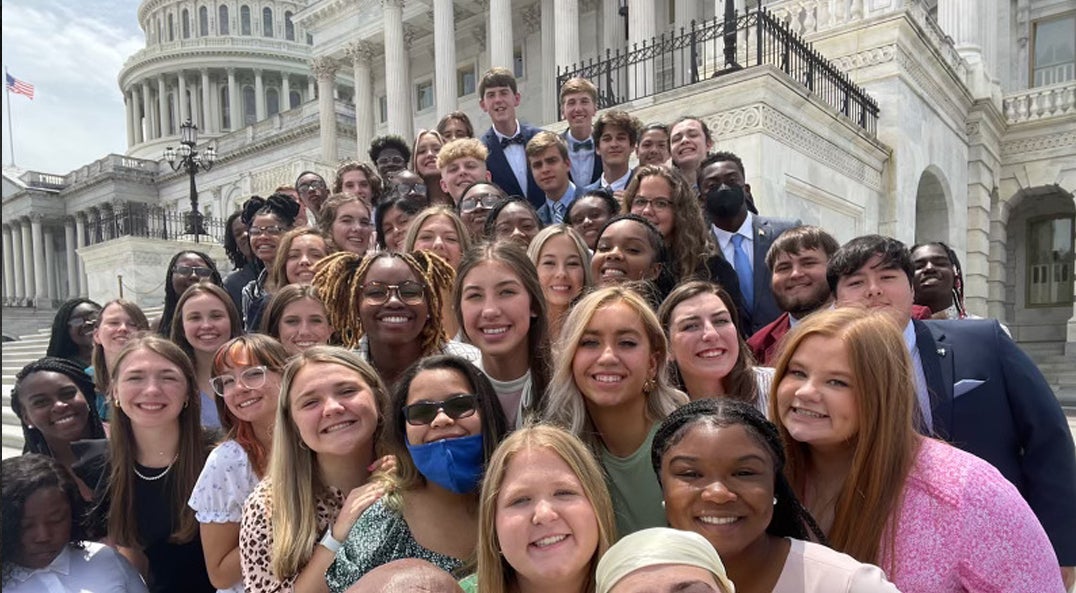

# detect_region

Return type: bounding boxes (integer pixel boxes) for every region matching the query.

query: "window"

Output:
[307,33,314,45]
[415,80,435,111]
[263,7,274,37]
[513,45,525,78]
[378,95,388,124]
[289,90,301,109]
[267,88,279,116]
[1031,14,1075,87]
[182,9,190,38]
[241,5,251,35]
[221,86,231,130]
[219,5,229,34]
[199,7,209,36]
[243,85,256,125]
[285,11,295,41]
[457,64,476,97]
[168,13,175,41]
[1027,215,1075,306]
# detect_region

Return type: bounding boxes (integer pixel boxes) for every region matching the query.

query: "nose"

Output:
[596,343,618,364]
[640,201,656,214]
[533,498,558,524]
[700,479,737,503]
[700,319,719,342]
[511,227,527,241]
[322,394,345,416]
[794,377,821,402]
[429,408,454,429]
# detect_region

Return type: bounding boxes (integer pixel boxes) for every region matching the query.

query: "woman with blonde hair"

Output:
[90,298,150,420]
[239,346,390,593]
[772,308,1062,592]
[527,225,592,342]
[461,423,617,593]
[541,286,688,536]
[412,130,453,206]
[100,334,214,591]
[404,206,473,338]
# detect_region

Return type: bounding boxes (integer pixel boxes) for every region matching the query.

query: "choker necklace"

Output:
[134,453,179,481]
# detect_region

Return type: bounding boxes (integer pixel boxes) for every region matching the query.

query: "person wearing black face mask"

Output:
[698,151,800,334]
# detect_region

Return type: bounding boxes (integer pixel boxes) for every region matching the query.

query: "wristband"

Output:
[319,529,342,554]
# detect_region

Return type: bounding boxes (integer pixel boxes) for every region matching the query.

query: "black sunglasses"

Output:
[402,393,479,426]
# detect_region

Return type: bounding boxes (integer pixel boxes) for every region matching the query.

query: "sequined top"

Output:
[325,498,464,593]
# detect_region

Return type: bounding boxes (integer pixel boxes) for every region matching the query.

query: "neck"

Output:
[923,295,952,314]
[493,119,518,137]
[369,341,423,387]
[195,350,214,390]
[253,416,275,451]
[803,444,855,524]
[424,177,451,204]
[788,298,833,320]
[482,348,529,382]
[589,399,651,457]
[568,126,592,142]
[44,437,76,468]
[548,182,571,202]
[317,447,374,492]
[132,422,181,467]
[418,480,478,511]
[681,372,727,400]
[548,307,567,342]
[723,535,788,593]
[518,569,588,593]
[715,210,748,233]
[604,162,629,181]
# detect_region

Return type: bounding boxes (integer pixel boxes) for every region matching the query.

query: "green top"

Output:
[600,424,666,537]
[458,573,478,593]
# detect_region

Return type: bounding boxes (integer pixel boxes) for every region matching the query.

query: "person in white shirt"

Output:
[582,110,642,200]
[559,77,602,186]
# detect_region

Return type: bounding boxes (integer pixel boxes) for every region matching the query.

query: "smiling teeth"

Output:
[533,534,568,547]
[698,350,726,359]
[482,327,509,335]
[53,415,77,425]
[699,516,738,525]
[323,420,355,433]
[139,403,165,410]
[794,408,827,419]
[382,316,408,323]
[594,374,621,383]
[238,398,262,409]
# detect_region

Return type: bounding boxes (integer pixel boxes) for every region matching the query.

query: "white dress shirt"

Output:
[566,131,596,185]
[713,211,756,270]
[6,542,148,593]
[599,168,633,192]
[492,121,528,196]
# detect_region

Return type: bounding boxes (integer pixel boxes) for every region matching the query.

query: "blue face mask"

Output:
[406,433,485,494]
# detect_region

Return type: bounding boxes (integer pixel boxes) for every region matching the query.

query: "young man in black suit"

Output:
[478,67,545,207]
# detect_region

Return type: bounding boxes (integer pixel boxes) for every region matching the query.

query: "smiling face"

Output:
[493,203,541,248]
[113,348,189,429]
[215,362,281,427]
[250,213,287,265]
[536,234,586,310]
[660,423,776,563]
[770,247,832,317]
[94,303,139,359]
[181,292,233,355]
[376,147,407,180]
[636,129,671,167]
[381,205,414,253]
[561,92,597,135]
[404,367,482,446]
[16,371,92,446]
[412,215,463,268]
[668,293,740,393]
[359,257,430,347]
[670,119,712,172]
[414,134,444,177]
[480,86,521,130]
[331,200,374,255]
[15,486,71,570]
[289,362,380,456]
[340,170,374,202]
[285,234,329,284]
[911,244,955,310]
[591,220,660,286]
[172,253,213,297]
[495,447,600,591]
[776,334,860,451]
[459,184,504,238]
[597,125,635,170]
[834,254,914,326]
[276,297,334,356]
[440,157,490,202]
[460,261,533,364]
[629,175,675,238]
[571,301,657,415]
[569,196,615,250]
[440,118,470,141]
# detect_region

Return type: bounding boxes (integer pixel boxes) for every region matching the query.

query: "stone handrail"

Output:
[66,154,156,185]
[1003,82,1076,125]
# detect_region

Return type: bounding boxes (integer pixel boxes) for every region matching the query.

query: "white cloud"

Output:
[1,0,143,174]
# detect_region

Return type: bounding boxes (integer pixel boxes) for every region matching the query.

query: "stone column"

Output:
[540,0,556,122]
[602,0,623,55]
[74,214,87,297]
[254,69,266,121]
[489,0,514,70]
[627,0,656,98]
[382,0,413,139]
[311,56,339,163]
[227,68,240,131]
[554,0,580,73]
[307,76,315,100]
[433,0,457,116]
[347,41,377,156]
[141,80,154,139]
[201,69,213,132]
[132,86,144,143]
[282,74,291,111]
[65,218,78,299]
[125,90,136,147]
[30,215,47,306]
[11,221,25,304]
[177,71,189,124]
[20,218,35,303]
[43,225,56,304]
[2,224,13,303]
[157,75,169,136]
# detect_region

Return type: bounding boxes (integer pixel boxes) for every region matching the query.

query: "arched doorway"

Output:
[914,167,952,245]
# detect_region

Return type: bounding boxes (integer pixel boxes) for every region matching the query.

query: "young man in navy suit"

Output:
[559,77,602,186]
[526,132,583,225]
[700,151,798,334]
[478,67,545,208]
[581,109,641,201]
[829,235,1076,586]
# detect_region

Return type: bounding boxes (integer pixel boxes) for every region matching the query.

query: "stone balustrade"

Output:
[1003,82,1076,125]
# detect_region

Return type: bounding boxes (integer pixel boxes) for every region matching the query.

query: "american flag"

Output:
[5,73,34,100]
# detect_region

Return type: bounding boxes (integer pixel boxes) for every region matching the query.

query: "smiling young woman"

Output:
[527,225,592,343]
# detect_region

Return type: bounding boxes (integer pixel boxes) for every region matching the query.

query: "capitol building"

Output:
[2,0,1074,365]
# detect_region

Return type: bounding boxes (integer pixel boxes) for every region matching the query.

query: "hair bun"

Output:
[241,196,266,225]
[266,193,301,220]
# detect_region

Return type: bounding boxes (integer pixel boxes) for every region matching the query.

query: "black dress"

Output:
[133,463,215,593]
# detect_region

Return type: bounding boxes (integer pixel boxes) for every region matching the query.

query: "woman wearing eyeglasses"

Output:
[47,297,103,368]
[326,355,510,590]
[157,251,224,336]
[457,182,508,241]
[188,335,287,592]
[314,250,480,388]
[297,171,331,222]
[241,194,300,331]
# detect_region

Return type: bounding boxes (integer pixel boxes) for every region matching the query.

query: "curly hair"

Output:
[241,193,300,228]
[332,160,384,203]
[369,134,413,165]
[11,357,107,456]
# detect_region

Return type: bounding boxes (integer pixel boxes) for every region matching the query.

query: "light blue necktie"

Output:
[731,234,754,312]
[553,201,565,224]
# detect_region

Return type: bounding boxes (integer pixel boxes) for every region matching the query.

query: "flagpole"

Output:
[4,66,14,167]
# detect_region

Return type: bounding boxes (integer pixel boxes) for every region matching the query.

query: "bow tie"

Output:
[500,134,526,149]
[573,139,594,152]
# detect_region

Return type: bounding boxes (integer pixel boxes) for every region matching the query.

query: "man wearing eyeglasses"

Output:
[526,132,582,226]
[296,171,330,224]
[369,134,411,182]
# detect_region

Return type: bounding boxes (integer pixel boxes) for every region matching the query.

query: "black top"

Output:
[134,464,214,593]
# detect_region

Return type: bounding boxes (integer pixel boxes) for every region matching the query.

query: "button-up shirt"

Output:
[566,132,596,185]
[493,121,529,195]
[6,543,148,593]
[713,211,755,270]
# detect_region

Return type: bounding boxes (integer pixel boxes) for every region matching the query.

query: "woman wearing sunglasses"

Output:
[326,355,510,590]
[188,335,287,592]
[314,250,479,388]
[156,251,224,335]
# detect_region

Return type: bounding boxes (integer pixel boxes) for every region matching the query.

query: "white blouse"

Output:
[5,542,148,593]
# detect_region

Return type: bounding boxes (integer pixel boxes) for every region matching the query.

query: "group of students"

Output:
[3,66,1074,593]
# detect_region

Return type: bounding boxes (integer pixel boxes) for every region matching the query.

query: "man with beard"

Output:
[699,151,799,334]
[747,226,839,364]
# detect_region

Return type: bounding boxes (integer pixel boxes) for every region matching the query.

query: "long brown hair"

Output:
[169,282,243,363]
[91,299,151,395]
[267,227,331,291]
[106,335,209,547]
[770,308,919,568]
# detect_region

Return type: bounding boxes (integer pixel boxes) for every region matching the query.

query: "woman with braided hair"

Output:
[313,250,480,387]
[653,398,898,593]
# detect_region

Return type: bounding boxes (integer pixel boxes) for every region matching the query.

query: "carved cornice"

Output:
[1001,131,1076,158]
[522,5,541,35]
[310,55,340,79]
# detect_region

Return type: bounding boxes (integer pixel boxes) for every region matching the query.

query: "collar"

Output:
[567,129,593,145]
[712,211,755,249]
[600,168,632,190]
[492,121,522,141]
[902,319,918,352]
[547,181,577,205]
[10,545,72,582]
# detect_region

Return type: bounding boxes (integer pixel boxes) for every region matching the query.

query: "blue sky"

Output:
[2,0,144,174]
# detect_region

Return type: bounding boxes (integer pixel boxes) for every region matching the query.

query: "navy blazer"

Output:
[580,168,635,194]
[482,123,546,208]
[713,215,800,335]
[562,129,603,185]
[536,183,587,226]
[915,319,1076,564]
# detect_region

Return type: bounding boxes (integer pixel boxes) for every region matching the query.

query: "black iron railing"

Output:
[84,202,227,246]
[556,8,879,135]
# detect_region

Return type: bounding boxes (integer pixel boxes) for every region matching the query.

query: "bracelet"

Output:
[319,529,342,554]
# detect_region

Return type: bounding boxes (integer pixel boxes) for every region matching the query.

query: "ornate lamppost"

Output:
[164,119,216,242]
